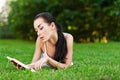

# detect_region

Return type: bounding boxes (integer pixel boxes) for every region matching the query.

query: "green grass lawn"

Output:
[0,39,120,80]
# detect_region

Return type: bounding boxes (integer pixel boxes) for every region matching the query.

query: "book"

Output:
[6,56,35,72]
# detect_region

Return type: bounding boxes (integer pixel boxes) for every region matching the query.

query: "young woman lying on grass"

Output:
[28,12,73,70]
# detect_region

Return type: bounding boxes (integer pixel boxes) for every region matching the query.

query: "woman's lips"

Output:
[40,37,44,40]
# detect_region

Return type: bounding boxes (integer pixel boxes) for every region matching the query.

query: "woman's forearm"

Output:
[31,53,41,63]
[47,57,69,69]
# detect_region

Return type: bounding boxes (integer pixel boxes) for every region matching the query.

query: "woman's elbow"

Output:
[58,63,72,69]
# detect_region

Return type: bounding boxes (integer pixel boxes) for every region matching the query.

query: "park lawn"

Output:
[0,39,120,80]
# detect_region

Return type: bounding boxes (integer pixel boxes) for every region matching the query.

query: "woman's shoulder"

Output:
[63,32,73,40]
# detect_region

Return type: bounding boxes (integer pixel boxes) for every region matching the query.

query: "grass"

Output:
[0,39,120,80]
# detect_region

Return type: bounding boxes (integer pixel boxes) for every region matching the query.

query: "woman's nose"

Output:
[37,30,41,36]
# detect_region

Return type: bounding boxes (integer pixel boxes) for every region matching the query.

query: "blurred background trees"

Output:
[0,0,120,42]
[0,0,12,39]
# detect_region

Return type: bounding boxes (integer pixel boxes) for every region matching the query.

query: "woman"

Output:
[29,12,73,70]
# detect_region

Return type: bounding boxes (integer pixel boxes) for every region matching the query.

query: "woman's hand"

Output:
[27,63,35,69]
[28,54,49,70]
[34,56,48,70]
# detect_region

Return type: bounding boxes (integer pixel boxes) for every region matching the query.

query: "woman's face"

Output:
[34,18,53,42]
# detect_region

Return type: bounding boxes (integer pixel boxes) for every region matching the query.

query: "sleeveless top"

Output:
[40,43,50,67]
[41,43,73,67]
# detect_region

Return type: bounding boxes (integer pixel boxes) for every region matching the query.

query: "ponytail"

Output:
[54,23,67,63]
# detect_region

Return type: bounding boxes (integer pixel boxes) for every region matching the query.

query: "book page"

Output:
[6,56,35,72]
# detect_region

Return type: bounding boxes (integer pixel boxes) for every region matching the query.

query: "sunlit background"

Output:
[0,0,6,12]
[0,0,120,42]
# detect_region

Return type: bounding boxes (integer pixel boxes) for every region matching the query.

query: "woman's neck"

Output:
[48,31,58,46]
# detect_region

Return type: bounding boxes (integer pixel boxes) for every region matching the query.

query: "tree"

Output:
[7,0,120,42]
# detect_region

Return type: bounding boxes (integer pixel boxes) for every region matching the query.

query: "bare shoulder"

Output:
[63,33,74,41]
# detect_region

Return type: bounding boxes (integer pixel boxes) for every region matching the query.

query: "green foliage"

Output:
[0,40,120,80]
[7,0,120,41]
[0,23,13,39]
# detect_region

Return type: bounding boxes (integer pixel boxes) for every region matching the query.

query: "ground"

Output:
[0,39,120,80]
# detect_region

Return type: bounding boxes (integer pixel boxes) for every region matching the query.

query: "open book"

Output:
[6,56,35,72]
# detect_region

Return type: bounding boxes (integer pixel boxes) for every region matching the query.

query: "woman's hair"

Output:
[34,12,67,63]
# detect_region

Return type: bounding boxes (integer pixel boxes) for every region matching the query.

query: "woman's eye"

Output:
[39,26,43,30]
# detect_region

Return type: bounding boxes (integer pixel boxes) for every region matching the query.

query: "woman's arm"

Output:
[31,36,43,63]
[48,34,73,69]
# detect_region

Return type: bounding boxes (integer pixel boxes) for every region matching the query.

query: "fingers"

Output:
[27,63,35,68]
[28,57,48,70]
[27,62,42,70]
[35,63,40,70]
[35,61,43,70]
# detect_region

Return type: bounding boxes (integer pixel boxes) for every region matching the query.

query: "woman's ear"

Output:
[50,22,55,29]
